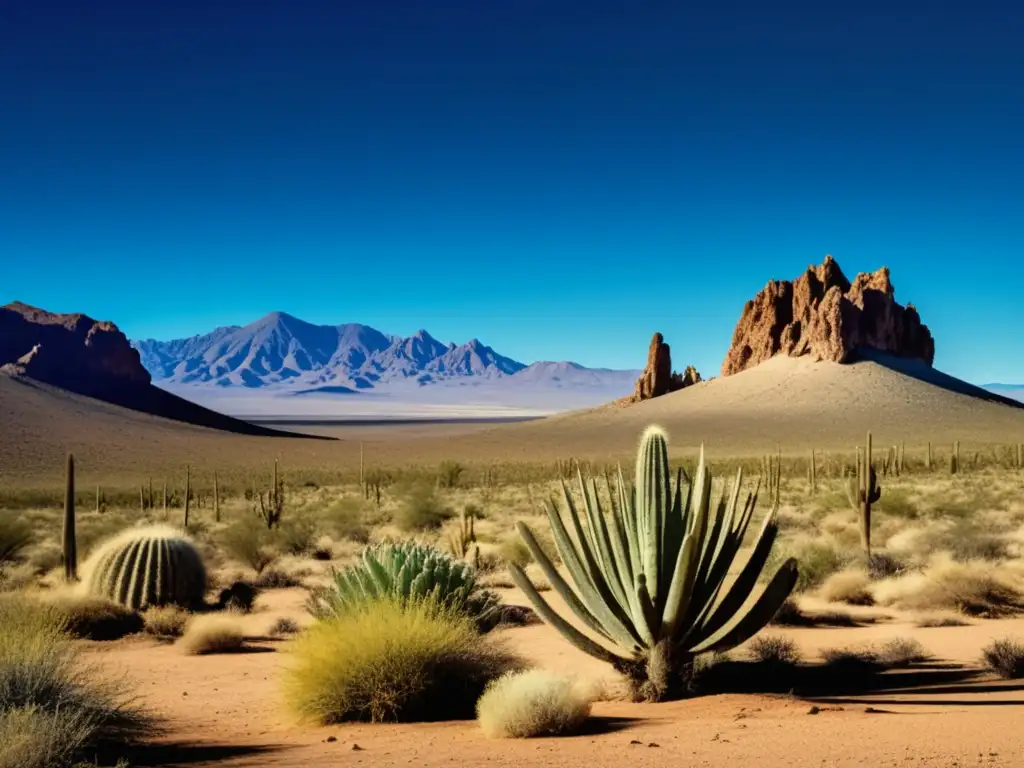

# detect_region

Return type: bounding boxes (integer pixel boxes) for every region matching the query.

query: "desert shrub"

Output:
[820,646,882,673]
[498,537,531,568]
[253,568,304,589]
[871,553,1024,615]
[318,500,369,544]
[867,552,905,579]
[284,599,523,724]
[142,606,190,638]
[747,635,801,665]
[179,615,246,656]
[914,613,970,628]
[219,519,278,575]
[306,541,500,630]
[0,594,152,767]
[26,544,63,575]
[49,597,143,641]
[476,669,592,738]
[768,598,806,626]
[770,535,845,592]
[818,569,874,606]
[0,515,33,566]
[311,536,334,561]
[216,581,258,613]
[268,617,300,637]
[437,460,465,489]
[876,637,928,667]
[982,637,1024,679]
[277,518,318,556]
[395,485,452,532]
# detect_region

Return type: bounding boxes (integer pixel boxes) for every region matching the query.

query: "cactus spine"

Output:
[82,525,207,610]
[62,453,78,582]
[846,432,881,560]
[510,425,798,702]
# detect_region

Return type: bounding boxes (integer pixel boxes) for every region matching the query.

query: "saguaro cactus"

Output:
[62,453,78,582]
[184,465,191,527]
[846,432,882,559]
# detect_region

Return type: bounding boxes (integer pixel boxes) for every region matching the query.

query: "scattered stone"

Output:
[325,736,337,743]
[351,743,364,751]
[721,255,934,376]
[806,705,821,715]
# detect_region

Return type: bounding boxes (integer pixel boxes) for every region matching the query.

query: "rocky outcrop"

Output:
[721,256,935,376]
[0,301,151,398]
[625,332,702,403]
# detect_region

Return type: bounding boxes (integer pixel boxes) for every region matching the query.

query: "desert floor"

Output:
[86,585,1024,768]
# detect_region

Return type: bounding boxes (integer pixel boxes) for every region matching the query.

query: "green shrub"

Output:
[219,519,278,575]
[476,669,592,738]
[437,460,465,489]
[277,518,318,556]
[318,500,369,544]
[284,599,523,723]
[0,594,153,768]
[395,485,452,532]
[306,541,500,629]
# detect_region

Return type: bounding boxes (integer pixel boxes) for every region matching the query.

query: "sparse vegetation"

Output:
[268,617,300,636]
[142,605,190,638]
[395,484,453,531]
[476,669,593,738]
[747,635,801,665]
[0,514,33,566]
[981,637,1024,679]
[179,615,247,655]
[876,637,928,667]
[0,594,153,768]
[48,596,144,641]
[220,519,279,575]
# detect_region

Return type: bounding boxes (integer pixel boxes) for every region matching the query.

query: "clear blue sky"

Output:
[1,2,1022,383]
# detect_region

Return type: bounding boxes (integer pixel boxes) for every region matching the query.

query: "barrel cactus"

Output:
[81,525,207,611]
[510,425,799,702]
[306,540,500,629]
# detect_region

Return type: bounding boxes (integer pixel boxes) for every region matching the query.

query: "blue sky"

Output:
[1,2,1022,383]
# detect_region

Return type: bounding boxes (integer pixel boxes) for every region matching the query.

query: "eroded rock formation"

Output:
[721,255,934,376]
[0,301,151,398]
[625,332,702,403]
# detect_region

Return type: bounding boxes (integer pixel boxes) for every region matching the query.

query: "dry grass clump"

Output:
[0,594,153,768]
[284,598,524,724]
[817,569,874,606]
[142,606,190,638]
[819,646,883,673]
[981,637,1024,679]
[252,567,304,589]
[875,637,929,667]
[277,517,318,556]
[770,534,846,592]
[747,635,801,665]
[476,669,593,738]
[47,595,143,641]
[0,514,33,566]
[871,553,1024,615]
[179,614,247,655]
[268,617,301,637]
[913,613,971,628]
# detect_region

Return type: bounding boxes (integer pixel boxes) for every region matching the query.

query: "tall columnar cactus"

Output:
[183,465,191,527]
[62,453,78,582]
[81,525,207,611]
[447,504,478,559]
[510,426,798,702]
[808,450,817,496]
[213,471,221,522]
[950,440,960,475]
[846,432,881,559]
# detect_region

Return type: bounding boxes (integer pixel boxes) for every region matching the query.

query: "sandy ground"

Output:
[82,586,1024,768]
[4,356,1024,486]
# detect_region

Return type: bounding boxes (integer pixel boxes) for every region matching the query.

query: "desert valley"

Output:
[2,256,1024,767]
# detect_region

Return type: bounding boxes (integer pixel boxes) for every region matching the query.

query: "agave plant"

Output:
[509,426,799,701]
[306,540,501,630]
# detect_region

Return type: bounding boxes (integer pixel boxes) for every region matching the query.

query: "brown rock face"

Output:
[0,301,151,398]
[626,333,702,403]
[721,256,935,376]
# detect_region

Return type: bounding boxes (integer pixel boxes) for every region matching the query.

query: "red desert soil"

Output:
[84,588,1024,768]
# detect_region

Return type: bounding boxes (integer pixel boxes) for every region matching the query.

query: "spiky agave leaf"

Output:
[512,426,799,701]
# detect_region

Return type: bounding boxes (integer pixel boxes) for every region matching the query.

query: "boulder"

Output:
[721,255,934,376]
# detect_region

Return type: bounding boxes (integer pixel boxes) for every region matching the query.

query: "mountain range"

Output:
[131,311,640,397]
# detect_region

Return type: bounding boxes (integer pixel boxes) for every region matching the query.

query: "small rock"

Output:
[351,744,364,751]
[648,742,660,748]
[806,705,821,715]
[325,736,337,743]
[629,739,643,745]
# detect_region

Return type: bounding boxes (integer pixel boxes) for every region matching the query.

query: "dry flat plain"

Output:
[3,356,1024,767]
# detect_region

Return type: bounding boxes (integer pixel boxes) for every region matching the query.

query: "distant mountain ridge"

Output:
[132,311,638,393]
